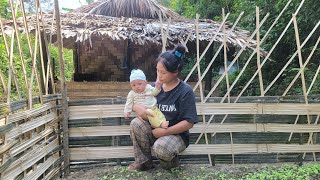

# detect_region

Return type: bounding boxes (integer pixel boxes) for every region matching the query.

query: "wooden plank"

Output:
[70,144,320,160]
[69,103,320,120]
[69,123,320,137]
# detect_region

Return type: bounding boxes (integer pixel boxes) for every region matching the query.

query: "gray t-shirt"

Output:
[156,80,198,147]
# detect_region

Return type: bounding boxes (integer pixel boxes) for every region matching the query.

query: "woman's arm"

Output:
[152,120,193,138]
[132,103,153,121]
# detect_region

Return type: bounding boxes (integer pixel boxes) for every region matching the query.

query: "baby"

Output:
[124,69,169,129]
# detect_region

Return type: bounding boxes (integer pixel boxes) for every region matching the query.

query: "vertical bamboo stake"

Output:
[222,9,230,102]
[0,70,7,96]
[204,13,270,102]
[7,32,15,103]
[292,14,314,160]
[184,13,230,82]
[220,0,295,98]
[206,0,303,141]
[195,13,212,165]
[256,6,264,96]
[0,11,22,99]
[29,29,39,108]
[35,0,46,91]
[9,0,29,98]
[43,9,56,94]
[54,0,70,176]
[192,12,243,92]
[194,12,244,144]
[159,12,165,52]
[230,132,234,164]
[282,36,320,96]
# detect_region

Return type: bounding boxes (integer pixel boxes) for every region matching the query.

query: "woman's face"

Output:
[156,61,177,83]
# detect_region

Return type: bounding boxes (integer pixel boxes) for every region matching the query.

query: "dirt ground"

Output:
[58,162,293,180]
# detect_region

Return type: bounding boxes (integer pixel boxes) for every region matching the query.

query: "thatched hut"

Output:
[3,0,259,99]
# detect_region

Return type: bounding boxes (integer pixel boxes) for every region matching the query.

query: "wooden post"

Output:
[54,0,70,176]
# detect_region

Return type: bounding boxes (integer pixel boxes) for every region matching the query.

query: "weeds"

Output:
[70,162,320,180]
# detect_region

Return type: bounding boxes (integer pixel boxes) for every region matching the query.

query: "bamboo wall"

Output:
[77,36,162,81]
[68,96,320,169]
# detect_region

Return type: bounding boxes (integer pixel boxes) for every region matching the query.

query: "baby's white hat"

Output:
[130,69,146,82]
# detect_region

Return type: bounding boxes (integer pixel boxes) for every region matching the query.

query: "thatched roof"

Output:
[3,13,259,51]
[72,0,181,20]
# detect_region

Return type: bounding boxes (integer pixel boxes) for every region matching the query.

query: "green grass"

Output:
[97,163,320,180]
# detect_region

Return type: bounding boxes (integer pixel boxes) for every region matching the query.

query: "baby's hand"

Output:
[124,112,131,119]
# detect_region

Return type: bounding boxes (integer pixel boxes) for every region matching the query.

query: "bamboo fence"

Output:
[0,0,67,179]
[0,0,319,178]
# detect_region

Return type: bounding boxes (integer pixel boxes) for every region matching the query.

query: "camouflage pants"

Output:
[130,118,186,165]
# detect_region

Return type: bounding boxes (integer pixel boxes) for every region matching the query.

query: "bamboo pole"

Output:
[204,13,270,102]
[192,12,244,92]
[230,132,234,164]
[35,0,47,93]
[0,70,7,96]
[195,13,212,165]
[19,0,35,108]
[44,9,57,94]
[256,6,264,96]
[9,0,29,99]
[159,12,165,52]
[28,29,39,108]
[282,36,320,96]
[7,31,15,103]
[222,9,230,102]
[199,0,299,141]
[54,0,70,176]
[184,13,230,82]
[221,0,306,101]
[0,10,22,100]
[292,14,315,160]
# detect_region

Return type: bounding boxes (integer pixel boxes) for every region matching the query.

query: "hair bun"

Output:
[173,44,186,59]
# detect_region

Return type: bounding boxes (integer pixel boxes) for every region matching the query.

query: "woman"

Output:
[128,44,198,170]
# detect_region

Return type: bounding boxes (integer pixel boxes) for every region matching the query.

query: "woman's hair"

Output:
[156,44,186,73]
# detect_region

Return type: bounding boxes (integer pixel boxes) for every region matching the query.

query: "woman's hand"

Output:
[133,103,153,121]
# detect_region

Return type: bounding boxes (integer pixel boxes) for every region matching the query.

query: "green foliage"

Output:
[0,0,10,18]
[49,44,74,81]
[167,0,320,96]
[243,163,320,180]
[98,163,320,180]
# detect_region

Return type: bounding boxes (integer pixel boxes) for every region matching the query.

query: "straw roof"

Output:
[72,0,181,20]
[3,12,259,50]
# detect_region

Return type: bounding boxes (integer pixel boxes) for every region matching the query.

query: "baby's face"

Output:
[130,80,147,93]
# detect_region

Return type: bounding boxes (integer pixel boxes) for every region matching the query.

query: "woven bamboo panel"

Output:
[56,81,202,100]
[68,103,320,120]
[70,144,320,160]
[69,123,320,137]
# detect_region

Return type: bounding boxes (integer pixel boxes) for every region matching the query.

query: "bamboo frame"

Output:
[222,9,230,102]
[54,0,70,176]
[184,13,230,82]
[192,12,244,92]
[256,6,264,96]
[70,144,320,161]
